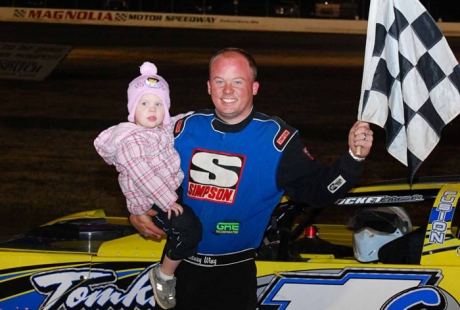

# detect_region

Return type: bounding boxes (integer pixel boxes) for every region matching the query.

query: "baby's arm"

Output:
[167,202,184,219]
[170,111,194,124]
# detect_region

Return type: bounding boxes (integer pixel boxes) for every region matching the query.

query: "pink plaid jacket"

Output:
[94,115,186,214]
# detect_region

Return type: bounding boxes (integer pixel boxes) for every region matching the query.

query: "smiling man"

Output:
[207,49,259,124]
[129,47,373,310]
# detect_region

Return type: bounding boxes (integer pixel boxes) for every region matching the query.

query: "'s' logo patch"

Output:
[187,149,245,204]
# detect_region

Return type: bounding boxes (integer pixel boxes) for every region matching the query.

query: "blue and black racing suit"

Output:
[171,108,365,309]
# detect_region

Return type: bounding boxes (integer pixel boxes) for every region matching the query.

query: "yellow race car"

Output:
[1,176,460,310]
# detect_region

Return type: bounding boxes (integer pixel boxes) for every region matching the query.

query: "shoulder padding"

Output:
[254,112,298,151]
[173,109,213,137]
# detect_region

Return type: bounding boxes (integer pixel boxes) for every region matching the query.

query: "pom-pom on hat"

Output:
[127,62,171,124]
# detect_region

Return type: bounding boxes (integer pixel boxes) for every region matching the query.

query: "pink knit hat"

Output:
[127,62,171,124]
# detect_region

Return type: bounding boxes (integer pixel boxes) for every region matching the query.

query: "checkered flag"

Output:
[358,0,460,182]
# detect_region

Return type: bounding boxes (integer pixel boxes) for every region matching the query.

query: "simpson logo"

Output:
[276,129,291,146]
[187,150,245,204]
[327,175,346,193]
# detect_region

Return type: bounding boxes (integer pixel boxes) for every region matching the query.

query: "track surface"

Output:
[1,22,460,235]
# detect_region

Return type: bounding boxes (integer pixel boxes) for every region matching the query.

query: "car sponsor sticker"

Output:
[337,194,424,205]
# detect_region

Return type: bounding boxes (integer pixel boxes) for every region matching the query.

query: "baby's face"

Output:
[134,94,165,128]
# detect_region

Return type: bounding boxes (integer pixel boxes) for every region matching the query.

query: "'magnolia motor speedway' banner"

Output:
[0,42,72,80]
[1,7,459,36]
[0,7,369,34]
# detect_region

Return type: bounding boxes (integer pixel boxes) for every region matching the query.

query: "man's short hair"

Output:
[209,47,257,82]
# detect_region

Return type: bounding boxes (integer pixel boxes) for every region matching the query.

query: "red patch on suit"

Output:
[174,119,184,134]
[276,129,291,146]
[303,147,314,160]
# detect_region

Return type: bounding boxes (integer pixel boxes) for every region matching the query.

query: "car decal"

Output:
[336,194,424,205]
[422,186,460,262]
[256,268,460,310]
[0,264,458,309]
[0,264,157,310]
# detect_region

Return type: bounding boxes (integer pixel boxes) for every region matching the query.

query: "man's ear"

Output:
[207,80,211,95]
[252,81,260,95]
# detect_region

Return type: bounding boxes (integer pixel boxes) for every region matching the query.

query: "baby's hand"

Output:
[167,203,184,219]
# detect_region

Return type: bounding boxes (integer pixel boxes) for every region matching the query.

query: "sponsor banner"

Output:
[0,7,459,36]
[0,42,72,80]
[0,7,367,34]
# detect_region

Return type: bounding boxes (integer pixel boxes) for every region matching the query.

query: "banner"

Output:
[0,42,72,80]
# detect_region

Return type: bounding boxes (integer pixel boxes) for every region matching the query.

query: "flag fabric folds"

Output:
[358,0,460,181]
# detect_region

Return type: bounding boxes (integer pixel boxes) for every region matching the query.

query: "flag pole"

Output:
[356,0,378,156]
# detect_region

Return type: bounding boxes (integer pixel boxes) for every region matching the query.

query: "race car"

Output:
[1,176,459,310]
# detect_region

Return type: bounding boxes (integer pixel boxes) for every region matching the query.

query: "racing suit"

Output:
[171,108,365,309]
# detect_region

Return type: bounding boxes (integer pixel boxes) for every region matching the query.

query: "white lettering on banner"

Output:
[0,60,42,73]
[28,10,113,21]
[15,53,60,60]
[0,42,72,80]
[36,46,69,53]
[165,15,216,23]
[220,18,259,24]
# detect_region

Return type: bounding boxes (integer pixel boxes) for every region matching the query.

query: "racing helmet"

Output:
[351,206,412,263]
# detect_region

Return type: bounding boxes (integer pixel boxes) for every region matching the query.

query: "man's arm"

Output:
[278,121,373,207]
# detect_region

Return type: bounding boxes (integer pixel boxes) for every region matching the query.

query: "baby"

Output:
[94,62,202,309]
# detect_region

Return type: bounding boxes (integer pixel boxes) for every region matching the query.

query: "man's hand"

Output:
[129,209,166,239]
[349,121,373,158]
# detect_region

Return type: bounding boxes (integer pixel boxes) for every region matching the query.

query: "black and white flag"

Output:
[358,0,460,181]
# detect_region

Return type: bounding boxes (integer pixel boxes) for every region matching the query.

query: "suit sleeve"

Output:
[277,133,364,207]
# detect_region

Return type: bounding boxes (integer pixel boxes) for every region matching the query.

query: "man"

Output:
[130,47,373,310]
